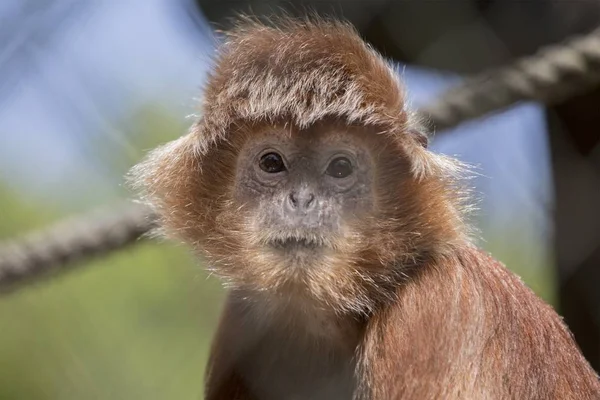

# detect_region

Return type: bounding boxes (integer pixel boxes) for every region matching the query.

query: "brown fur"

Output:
[129,16,600,400]
[358,247,600,399]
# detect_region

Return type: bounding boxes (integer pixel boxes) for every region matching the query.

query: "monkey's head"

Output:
[130,17,471,315]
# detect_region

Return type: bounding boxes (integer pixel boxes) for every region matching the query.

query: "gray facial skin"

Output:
[233,124,376,258]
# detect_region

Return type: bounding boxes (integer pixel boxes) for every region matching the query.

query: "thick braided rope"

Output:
[423,26,600,131]
[0,204,156,292]
[1,26,600,292]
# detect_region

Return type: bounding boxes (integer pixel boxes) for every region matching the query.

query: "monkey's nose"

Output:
[287,190,316,214]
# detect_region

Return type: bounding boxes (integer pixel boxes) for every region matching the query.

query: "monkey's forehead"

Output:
[194,17,410,150]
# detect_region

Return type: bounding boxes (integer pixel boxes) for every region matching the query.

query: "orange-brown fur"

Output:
[129,16,600,400]
[358,248,600,399]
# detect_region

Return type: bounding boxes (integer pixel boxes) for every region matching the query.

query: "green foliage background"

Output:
[0,105,555,399]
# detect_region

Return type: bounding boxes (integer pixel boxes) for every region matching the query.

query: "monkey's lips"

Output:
[269,236,323,251]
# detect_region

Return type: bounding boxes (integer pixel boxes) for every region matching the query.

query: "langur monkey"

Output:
[130,16,600,400]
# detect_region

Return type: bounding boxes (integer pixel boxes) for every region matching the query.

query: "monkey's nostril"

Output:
[288,192,298,208]
[305,194,315,208]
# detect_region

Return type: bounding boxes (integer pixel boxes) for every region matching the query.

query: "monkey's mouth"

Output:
[269,236,322,250]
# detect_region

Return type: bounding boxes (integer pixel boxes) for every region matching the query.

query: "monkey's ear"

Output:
[408,129,429,148]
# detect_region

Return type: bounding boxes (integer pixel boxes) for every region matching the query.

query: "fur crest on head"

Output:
[194,16,412,152]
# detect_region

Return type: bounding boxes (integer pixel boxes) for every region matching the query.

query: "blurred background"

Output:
[1,1,599,399]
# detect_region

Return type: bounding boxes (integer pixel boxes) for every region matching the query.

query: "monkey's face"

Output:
[203,121,403,312]
[233,123,376,269]
[181,120,441,313]
[140,118,458,313]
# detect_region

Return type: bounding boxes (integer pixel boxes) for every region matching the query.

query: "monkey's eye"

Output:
[259,152,286,173]
[326,156,353,178]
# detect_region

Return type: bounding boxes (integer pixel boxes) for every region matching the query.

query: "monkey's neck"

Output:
[224,290,360,400]
[233,288,365,353]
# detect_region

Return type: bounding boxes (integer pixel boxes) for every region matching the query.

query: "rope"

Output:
[0,204,156,293]
[423,26,600,131]
[2,25,600,292]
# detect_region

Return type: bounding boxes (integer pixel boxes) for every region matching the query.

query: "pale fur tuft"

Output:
[193,16,412,153]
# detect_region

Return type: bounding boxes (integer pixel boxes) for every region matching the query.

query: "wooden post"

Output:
[547,87,600,370]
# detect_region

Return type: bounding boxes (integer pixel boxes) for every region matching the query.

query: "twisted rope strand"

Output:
[0,204,156,292]
[422,26,600,131]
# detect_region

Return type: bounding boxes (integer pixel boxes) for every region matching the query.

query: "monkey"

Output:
[129,16,600,400]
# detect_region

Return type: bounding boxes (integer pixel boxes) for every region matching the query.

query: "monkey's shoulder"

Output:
[364,245,600,399]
